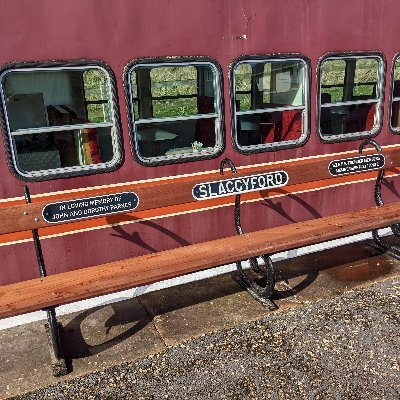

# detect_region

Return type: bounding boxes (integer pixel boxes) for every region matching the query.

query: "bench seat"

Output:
[1,201,400,319]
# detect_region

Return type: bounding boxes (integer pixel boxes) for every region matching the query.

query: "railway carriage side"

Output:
[0,0,399,286]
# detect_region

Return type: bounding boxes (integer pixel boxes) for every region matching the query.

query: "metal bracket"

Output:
[358,140,400,260]
[220,158,277,310]
[24,185,68,376]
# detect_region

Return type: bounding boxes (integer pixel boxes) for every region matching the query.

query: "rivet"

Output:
[24,211,29,215]
[34,217,39,222]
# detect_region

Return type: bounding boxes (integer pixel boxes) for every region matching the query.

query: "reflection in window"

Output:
[390,58,400,131]
[127,61,223,163]
[1,66,120,178]
[319,55,383,141]
[232,58,308,152]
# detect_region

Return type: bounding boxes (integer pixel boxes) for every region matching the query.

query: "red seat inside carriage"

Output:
[391,81,400,128]
[320,93,332,135]
[195,96,216,147]
[258,106,302,143]
[319,92,376,136]
[346,83,377,133]
[346,98,376,133]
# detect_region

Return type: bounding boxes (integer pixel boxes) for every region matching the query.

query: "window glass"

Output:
[150,66,198,118]
[319,55,382,140]
[390,58,400,131]
[128,61,223,163]
[232,58,308,152]
[1,66,120,177]
[83,70,112,123]
[320,59,346,103]
[353,59,379,97]
[234,64,252,111]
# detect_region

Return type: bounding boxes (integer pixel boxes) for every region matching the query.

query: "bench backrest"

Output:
[0,146,398,236]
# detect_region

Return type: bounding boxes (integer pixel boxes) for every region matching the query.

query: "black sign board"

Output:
[192,171,289,201]
[42,192,139,223]
[328,154,385,177]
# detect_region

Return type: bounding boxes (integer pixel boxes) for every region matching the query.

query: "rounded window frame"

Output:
[230,54,311,155]
[124,56,225,167]
[0,60,123,182]
[388,52,400,135]
[316,51,386,144]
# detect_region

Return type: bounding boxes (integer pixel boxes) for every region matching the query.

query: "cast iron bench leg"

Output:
[235,255,276,310]
[44,308,67,376]
[359,140,400,260]
[371,169,400,260]
[220,159,277,310]
[25,186,68,376]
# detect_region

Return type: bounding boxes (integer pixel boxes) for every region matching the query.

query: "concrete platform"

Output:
[1,239,400,399]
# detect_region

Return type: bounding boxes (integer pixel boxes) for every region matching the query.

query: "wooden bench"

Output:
[0,139,399,375]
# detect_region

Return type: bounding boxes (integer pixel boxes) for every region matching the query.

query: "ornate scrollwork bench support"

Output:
[360,140,400,260]
[220,158,277,310]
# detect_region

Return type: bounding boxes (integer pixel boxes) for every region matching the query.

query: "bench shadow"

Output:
[60,300,151,372]
[108,220,190,252]
[260,191,322,222]
[272,239,395,300]
[382,177,400,200]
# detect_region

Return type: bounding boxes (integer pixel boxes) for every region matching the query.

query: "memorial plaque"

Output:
[328,154,385,176]
[192,171,289,201]
[42,192,139,223]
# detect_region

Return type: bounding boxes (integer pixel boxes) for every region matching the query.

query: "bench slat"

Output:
[1,202,400,318]
[0,147,399,235]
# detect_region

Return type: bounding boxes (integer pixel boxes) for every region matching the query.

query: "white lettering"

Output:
[226,181,235,193]
[234,180,244,192]
[257,175,266,188]
[249,176,257,190]
[266,174,275,186]
[209,184,219,197]
[275,172,283,185]
[197,184,209,199]
[241,177,251,191]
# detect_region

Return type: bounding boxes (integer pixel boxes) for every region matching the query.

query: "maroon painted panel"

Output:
[0,0,399,283]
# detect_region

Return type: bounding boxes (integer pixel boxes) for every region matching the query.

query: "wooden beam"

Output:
[1,201,400,318]
[0,147,399,235]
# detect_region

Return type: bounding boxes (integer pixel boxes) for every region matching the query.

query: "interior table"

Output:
[137,127,178,156]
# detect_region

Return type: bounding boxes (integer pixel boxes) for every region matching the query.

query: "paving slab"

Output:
[0,298,164,399]
[0,322,55,397]
[138,273,297,346]
[274,241,400,302]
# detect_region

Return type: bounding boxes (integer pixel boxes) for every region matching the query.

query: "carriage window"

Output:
[127,60,223,164]
[0,65,121,179]
[390,57,400,132]
[232,57,309,153]
[319,54,383,142]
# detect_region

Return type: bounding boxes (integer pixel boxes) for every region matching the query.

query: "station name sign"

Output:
[192,171,289,201]
[42,192,139,223]
[328,154,385,176]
